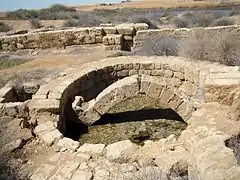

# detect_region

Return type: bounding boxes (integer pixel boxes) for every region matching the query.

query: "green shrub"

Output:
[0,22,12,32]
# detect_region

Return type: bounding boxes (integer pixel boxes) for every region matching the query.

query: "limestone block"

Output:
[177,101,193,120]
[9,42,17,51]
[134,23,149,31]
[5,102,28,117]
[116,23,135,35]
[164,69,173,78]
[147,81,165,99]
[0,138,24,154]
[123,35,133,41]
[174,71,184,80]
[71,170,93,180]
[158,87,175,107]
[48,160,80,180]
[179,81,198,97]
[30,164,56,180]
[104,45,122,51]
[16,42,24,49]
[57,137,80,151]
[106,140,138,160]
[40,129,63,146]
[28,99,60,114]
[103,35,122,46]
[2,44,8,51]
[95,36,103,43]
[103,27,117,34]
[94,170,110,180]
[168,93,183,110]
[34,121,56,136]
[140,63,155,70]
[88,27,103,36]
[77,143,105,155]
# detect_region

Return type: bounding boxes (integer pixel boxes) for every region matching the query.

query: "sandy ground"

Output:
[0,45,116,88]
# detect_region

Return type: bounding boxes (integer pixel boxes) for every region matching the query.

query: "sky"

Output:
[0,0,121,12]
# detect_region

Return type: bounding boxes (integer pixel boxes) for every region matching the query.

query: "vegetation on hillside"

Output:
[1,4,239,28]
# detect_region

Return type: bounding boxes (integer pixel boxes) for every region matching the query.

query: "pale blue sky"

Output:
[0,0,121,11]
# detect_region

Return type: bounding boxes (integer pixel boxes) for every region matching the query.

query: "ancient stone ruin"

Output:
[0,25,240,180]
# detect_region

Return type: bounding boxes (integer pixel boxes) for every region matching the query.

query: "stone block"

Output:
[71,170,92,180]
[40,129,63,146]
[123,35,133,41]
[88,27,103,36]
[106,140,138,160]
[147,82,165,99]
[57,137,80,151]
[28,99,60,114]
[103,27,117,34]
[5,102,28,117]
[31,164,56,180]
[158,87,175,107]
[134,23,149,31]
[34,121,56,136]
[177,101,193,121]
[116,23,135,35]
[103,35,115,45]
[77,143,105,155]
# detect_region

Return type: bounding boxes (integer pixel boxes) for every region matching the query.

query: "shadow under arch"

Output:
[65,107,187,141]
[93,108,184,125]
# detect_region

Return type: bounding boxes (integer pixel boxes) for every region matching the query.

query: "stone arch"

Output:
[57,57,202,134]
[79,75,194,125]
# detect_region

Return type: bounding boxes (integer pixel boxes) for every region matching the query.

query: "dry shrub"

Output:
[171,17,189,28]
[179,31,240,66]
[0,22,12,32]
[129,15,158,29]
[211,17,234,27]
[63,14,102,27]
[133,36,178,56]
[30,19,43,29]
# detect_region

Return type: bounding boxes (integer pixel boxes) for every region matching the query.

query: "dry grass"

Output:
[179,31,240,66]
[72,1,219,12]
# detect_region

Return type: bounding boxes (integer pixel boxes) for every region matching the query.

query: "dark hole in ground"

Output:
[65,108,187,145]
[93,108,184,125]
[225,133,240,165]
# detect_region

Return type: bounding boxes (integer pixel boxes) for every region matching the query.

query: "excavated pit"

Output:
[66,94,187,145]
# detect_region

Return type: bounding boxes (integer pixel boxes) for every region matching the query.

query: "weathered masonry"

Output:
[1,24,240,52]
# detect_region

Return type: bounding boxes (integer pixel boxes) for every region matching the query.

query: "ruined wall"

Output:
[0,23,148,52]
[132,25,240,51]
[1,24,239,52]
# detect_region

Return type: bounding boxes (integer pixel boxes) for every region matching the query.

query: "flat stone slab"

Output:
[28,99,60,113]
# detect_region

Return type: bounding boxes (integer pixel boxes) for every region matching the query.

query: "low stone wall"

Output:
[2,24,240,53]
[24,56,240,134]
[132,25,240,51]
[0,23,148,52]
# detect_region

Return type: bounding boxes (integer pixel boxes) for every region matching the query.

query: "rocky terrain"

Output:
[0,21,239,180]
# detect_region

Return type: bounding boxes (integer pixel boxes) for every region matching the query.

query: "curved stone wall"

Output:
[81,75,194,125]
[28,56,240,135]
